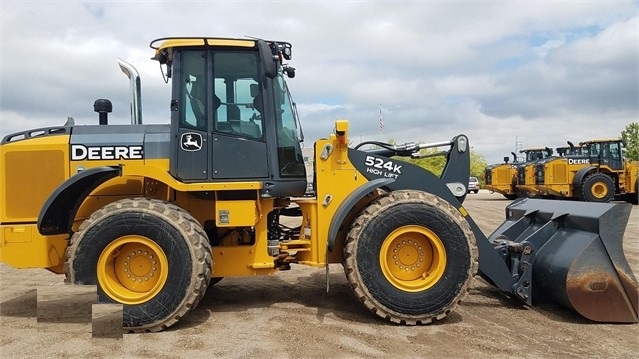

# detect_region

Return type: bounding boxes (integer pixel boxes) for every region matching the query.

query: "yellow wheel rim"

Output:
[379,225,447,292]
[591,181,608,199]
[97,235,169,305]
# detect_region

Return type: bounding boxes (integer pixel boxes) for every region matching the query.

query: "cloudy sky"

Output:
[1,1,637,163]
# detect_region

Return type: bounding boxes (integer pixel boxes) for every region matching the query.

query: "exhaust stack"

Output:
[117,58,142,125]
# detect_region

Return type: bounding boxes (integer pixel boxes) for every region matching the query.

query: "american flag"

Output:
[379,105,384,132]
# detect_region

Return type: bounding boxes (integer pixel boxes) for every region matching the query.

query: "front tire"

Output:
[581,173,615,203]
[343,190,477,324]
[65,198,212,332]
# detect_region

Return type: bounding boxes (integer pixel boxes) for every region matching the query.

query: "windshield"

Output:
[274,73,305,178]
[525,150,549,161]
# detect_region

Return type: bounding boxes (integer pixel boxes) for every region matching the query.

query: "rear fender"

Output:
[37,166,121,235]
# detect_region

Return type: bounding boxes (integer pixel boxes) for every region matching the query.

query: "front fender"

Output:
[572,166,596,195]
[327,178,394,251]
[38,166,121,235]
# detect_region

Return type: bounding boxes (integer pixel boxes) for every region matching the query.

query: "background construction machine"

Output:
[535,138,639,202]
[1,37,637,332]
[514,147,554,197]
[484,152,520,199]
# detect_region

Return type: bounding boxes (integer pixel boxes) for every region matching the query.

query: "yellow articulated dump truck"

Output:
[1,37,637,332]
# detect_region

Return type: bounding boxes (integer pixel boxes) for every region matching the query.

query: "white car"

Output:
[468,177,480,194]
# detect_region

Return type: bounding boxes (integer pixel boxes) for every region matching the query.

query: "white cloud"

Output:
[1,1,637,165]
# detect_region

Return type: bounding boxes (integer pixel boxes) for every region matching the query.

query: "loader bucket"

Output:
[487,198,638,323]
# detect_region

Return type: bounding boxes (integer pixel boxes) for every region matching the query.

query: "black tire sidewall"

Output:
[355,201,472,316]
[71,209,195,328]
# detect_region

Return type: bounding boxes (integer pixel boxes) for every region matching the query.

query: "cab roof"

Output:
[149,37,292,65]
[580,138,623,145]
[521,147,551,152]
[150,37,257,52]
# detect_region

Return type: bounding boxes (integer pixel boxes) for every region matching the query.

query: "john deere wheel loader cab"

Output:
[1,36,638,333]
[515,147,553,197]
[484,152,520,199]
[535,138,638,203]
[158,38,306,191]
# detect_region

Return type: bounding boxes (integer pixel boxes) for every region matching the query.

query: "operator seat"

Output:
[186,80,205,128]
[186,80,221,129]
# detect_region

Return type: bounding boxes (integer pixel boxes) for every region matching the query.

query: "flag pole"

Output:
[379,104,383,141]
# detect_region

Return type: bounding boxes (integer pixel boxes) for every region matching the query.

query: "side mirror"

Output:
[285,66,296,78]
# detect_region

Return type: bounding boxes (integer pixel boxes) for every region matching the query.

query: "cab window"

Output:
[181,51,207,131]
[213,52,263,140]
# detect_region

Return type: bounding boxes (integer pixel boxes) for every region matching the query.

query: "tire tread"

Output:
[343,190,478,325]
[65,198,211,333]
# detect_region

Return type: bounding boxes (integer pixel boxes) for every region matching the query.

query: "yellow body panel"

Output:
[518,164,540,196]
[210,198,276,276]
[485,164,517,196]
[0,135,70,272]
[215,200,258,227]
[0,135,70,223]
[535,158,581,197]
[0,224,66,273]
[622,161,638,195]
[293,133,370,266]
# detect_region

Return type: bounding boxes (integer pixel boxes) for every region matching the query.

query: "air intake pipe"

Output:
[94,99,112,125]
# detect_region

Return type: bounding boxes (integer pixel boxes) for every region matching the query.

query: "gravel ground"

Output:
[1,190,637,359]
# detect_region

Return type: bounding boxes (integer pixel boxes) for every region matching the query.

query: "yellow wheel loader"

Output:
[1,37,637,332]
[515,147,554,197]
[535,138,639,203]
[484,152,520,199]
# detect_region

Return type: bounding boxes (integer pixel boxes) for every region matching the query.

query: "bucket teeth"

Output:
[487,198,638,323]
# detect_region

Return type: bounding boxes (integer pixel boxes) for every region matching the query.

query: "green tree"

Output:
[393,146,487,182]
[470,149,488,183]
[621,122,639,160]
[398,148,447,176]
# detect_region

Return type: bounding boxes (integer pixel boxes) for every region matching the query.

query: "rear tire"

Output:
[65,198,212,332]
[343,190,477,324]
[581,173,615,203]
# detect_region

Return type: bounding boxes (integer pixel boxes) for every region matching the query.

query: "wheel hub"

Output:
[98,236,168,304]
[592,182,607,198]
[380,225,447,292]
[117,247,159,286]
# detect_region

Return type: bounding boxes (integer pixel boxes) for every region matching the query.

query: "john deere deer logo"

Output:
[181,133,202,151]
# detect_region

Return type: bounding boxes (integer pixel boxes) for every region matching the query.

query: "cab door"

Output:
[210,51,268,180]
[172,50,209,181]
